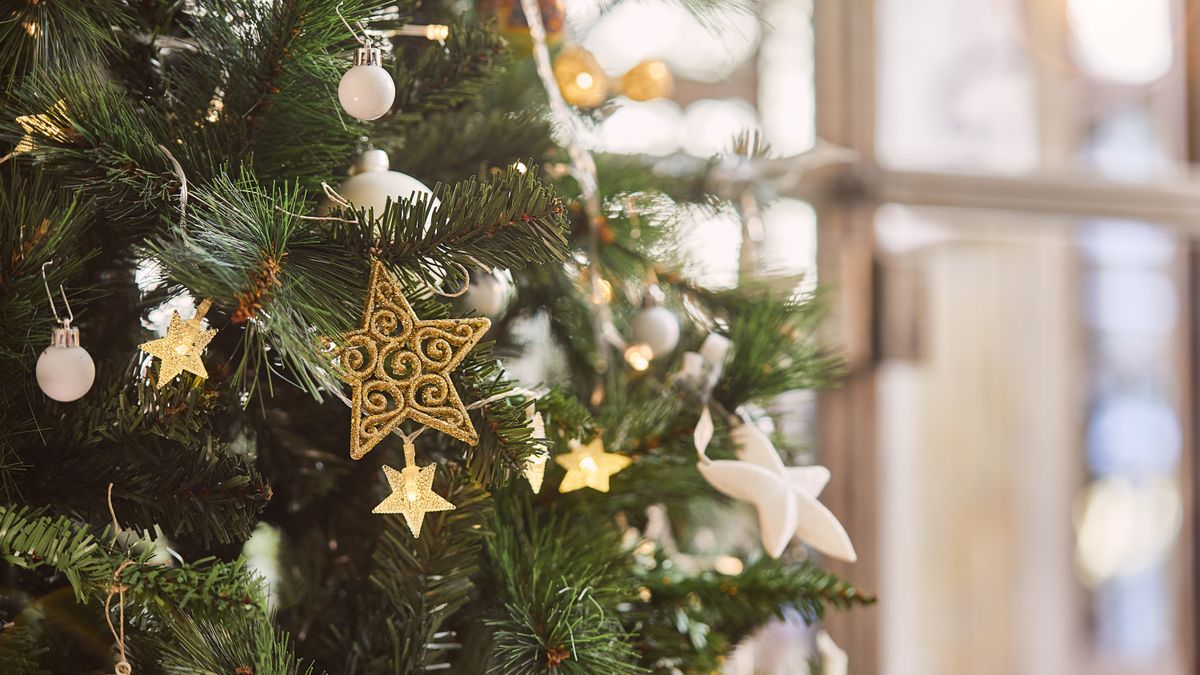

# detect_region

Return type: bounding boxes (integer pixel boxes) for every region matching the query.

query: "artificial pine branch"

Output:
[714,292,843,409]
[0,506,266,615]
[170,0,372,184]
[152,165,569,397]
[383,16,511,125]
[154,612,314,675]
[149,170,367,397]
[365,467,490,673]
[458,349,542,488]
[387,109,554,186]
[0,623,46,675]
[20,372,269,547]
[482,494,644,674]
[328,163,570,289]
[634,558,875,669]
[0,0,129,92]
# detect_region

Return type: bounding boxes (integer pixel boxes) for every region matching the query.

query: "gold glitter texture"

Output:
[334,261,490,459]
[14,100,70,155]
[138,299,218,388]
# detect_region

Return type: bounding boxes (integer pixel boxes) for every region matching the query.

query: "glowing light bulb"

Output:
[406,490,420,502]
[425,24,450,41]
[624,344,653,371]
[580,456,599,475]
[513,160,528,174]
[205,97,224,123]
[575,72,595,89]
[594,279,613,304]
[714,555,744,575]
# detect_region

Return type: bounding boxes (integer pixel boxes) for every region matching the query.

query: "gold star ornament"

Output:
[373,441,456,537]
[13,99,70,155]
[139,299,219,388]
[334,261,490,459]
[556,437,631,493]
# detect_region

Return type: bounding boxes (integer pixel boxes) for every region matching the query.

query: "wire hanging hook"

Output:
[41,260,73,327]
[336,3,371,47]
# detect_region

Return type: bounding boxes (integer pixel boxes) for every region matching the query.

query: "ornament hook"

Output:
[336,3,372,47]
[41,260,73,327]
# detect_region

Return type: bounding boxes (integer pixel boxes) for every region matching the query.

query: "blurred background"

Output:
[568,0,1199,673]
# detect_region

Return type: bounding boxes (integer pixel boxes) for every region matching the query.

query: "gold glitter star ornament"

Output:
[334,261,490,459]
[373,444,456,538]
[138,299,219,388]
[13,99,70,155]
[556,437,631,493]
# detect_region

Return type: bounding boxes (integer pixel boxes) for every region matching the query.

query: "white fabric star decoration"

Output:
[697,422,856,561]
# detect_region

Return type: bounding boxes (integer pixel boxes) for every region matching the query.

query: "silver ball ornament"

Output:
[36,326,95,402]
[338,48,395,121]
[630,304,680,357]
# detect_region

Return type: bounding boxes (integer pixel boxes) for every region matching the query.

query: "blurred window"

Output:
[821,1,1199,674]
[576,0,1200,673]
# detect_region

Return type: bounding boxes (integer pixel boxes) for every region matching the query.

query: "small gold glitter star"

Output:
[14,100,70,155]
[373,463,455,537]
[333,261,490,459]
[138,299,218,388]
[556,437,631,493]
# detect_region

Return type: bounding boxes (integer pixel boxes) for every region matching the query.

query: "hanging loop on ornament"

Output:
[104,484,134,675]
[402,437,417,466]
[270,182,358,225]
[336,3,372,47]
[104,559,134,675]
[41,260,73,327]
[428,260,471,298]
[321,181,355,210]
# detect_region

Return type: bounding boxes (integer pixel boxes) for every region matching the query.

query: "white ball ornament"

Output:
[338,48,395,121]
[630,304,680,358]
[36,326,95,402]
[326,149,436,223]
[460,268,514,318]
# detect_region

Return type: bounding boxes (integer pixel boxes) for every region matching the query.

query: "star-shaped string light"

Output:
[13,100,70,155]
[372,441,455,537]
[334,261,490,459]
[696,422,856,561]
[556,437,630,493]
[138,299,219,388]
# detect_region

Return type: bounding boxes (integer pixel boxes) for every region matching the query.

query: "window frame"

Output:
[808,0,1200,671]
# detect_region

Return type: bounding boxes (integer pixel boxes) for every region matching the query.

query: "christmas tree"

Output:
[0,1,872,672]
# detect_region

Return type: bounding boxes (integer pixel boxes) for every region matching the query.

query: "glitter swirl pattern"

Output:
[334,261,490,458]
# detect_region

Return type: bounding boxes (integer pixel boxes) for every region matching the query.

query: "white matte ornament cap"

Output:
[338,48,395,121]
[36,326,95,402]
[352,149,391,175]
